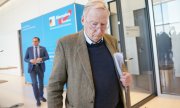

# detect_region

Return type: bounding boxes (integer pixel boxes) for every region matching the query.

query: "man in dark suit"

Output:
[24,37,49,106]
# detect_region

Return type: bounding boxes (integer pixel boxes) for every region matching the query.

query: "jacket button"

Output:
[90,101,94,103]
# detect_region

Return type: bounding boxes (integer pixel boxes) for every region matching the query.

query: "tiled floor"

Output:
[0,73,65,108]
[140,96,180,108]
[0,73,180,108]
[130,90,150,106]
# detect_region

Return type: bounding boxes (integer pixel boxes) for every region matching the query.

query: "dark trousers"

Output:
[30,64,44,102]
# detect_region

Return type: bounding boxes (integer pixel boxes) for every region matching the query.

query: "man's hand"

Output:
[36,58,43,63]
[120,72,132,87]
[30,59,36,64]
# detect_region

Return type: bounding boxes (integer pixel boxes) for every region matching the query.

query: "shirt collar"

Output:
[84,31,103,45]
[33,46,39,48]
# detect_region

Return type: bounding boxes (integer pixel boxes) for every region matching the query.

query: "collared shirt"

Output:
[33,46,40,59]
[84,31,103,44]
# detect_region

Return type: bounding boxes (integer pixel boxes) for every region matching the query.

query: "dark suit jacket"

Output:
[47,30,124,108]
[24,46,49,73]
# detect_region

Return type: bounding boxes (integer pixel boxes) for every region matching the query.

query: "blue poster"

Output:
[21,3,84,85]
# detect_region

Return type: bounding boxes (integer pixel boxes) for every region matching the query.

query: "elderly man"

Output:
[47,1,131,108]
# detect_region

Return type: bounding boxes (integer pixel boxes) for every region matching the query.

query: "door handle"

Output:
[125,58,133,62]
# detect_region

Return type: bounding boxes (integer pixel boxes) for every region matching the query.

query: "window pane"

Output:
[153,5,163,25]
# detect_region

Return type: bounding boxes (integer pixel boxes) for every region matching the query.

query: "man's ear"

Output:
[81,16,85,25]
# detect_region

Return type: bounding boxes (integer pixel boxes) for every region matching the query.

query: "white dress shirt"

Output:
[33,46,40,59]
[84,31,103,44]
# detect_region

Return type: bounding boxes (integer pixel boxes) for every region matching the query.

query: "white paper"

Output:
[113,52,124,77]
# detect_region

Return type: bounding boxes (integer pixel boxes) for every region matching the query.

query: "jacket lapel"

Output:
[30,47,35,59]
[104,35,122,84]
[77,30,95,91]
[39,46,42,57]
[104,35,117,56]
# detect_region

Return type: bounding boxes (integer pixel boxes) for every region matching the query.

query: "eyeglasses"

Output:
[33,41,39,42]
[85,20,109,31]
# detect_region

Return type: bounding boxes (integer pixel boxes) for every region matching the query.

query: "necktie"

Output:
[35,47,38,59]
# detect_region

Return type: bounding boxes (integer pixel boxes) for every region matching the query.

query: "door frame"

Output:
[18,30,24,76]
[107,0,157,107]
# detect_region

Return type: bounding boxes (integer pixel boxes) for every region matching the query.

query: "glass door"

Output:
[108,0,156,107]
[152,0,180,95]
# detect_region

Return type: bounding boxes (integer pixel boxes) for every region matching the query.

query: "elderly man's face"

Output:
[82,8,109,43]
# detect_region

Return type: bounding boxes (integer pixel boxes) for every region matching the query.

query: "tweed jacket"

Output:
[47,30,124,108]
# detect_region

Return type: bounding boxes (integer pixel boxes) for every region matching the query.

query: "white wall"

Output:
[0,0,88,76]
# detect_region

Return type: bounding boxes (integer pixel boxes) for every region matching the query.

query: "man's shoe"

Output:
[40,97,47,102]
[36,101,41,107]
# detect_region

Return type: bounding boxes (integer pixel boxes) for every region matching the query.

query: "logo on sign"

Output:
[49,16,56,27]
[49,9,72,28]
[57,10,72,24]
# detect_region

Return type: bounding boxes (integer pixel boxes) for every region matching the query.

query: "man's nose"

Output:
[96,24,104,32]
[96,28,104,35]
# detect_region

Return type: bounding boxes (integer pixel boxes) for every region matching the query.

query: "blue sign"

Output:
[21,3,84,85]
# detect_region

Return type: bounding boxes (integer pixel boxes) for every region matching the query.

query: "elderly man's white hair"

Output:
[83,0,110,17]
